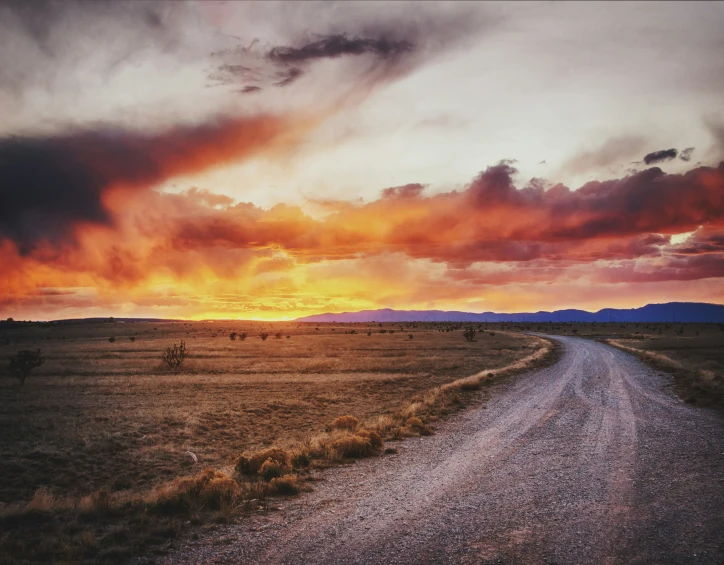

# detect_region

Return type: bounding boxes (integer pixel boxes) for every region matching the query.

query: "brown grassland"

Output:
[0,319,555,564]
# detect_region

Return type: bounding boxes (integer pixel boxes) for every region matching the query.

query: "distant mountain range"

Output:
[295,302,724,323]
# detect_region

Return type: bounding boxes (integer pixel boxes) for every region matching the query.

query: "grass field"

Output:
[0,319,550,564]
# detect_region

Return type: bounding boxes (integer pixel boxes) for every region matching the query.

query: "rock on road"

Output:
[160,336,724,565]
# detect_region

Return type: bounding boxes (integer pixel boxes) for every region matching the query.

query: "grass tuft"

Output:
[331,415,359,431]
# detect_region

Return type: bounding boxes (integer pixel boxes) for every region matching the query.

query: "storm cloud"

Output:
[643,148,678,165]
[0,114,294,251]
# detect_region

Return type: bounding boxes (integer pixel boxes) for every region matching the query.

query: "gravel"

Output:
[155,336,724,564]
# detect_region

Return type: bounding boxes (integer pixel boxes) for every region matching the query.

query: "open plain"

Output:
[0,320,547,563]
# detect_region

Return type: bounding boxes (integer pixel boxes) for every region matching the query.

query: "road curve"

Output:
[160,336,724,565]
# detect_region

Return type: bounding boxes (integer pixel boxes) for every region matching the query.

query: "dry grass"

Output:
[0,320,552,563]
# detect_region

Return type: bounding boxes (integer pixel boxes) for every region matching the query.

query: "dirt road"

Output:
[161,336,724,564]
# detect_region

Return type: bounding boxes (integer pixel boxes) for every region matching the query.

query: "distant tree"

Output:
[463,328,476,342]
[162,341,187,370]
[8,349,45,385]
[6,318,13,323]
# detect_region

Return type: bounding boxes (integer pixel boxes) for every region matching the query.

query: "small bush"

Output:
[260,333,269,341]
[268,474,300,496]
[239,332,247,341]
[275,332,283,339]
[128,336,136,342]
[7,349,44,385]
[235,447,289,475]
[406,416,433,436]
[108,336,116,343]
[463,328,476,342]
[230,332,237,341]
[149,469,233,515]
[200,476,240,510]
[331,415,359,431]
[259,459,285,481]
[162,341,187,370]
[331,434,373,458]
[356,429,384,450]
[291,451,310,469]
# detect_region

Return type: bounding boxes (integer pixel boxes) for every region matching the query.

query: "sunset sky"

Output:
[1,0,724,320]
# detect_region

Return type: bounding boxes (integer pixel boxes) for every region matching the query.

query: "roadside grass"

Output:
[605,333,724,409]
[0,320,554,564]
[501,321,723,409]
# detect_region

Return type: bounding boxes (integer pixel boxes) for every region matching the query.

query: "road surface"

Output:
[160,336,724,564]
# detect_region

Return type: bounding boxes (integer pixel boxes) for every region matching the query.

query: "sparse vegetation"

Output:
[162,340,187,370]
[0,320,551,563]
[463,327,476,342]
[7,348,45,385]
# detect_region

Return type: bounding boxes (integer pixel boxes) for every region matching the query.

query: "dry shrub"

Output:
[406,416,433,436]
[235,447,289,476]
[457,378,481,391]
[290,451,310,469]
[331,433,373,458]
[268,474,301,496]
[149,468,234,515]
[366,414,395,437]
[356,429,384,450]
[200,476,240,509]
[27,487,58,514]
[259,459,285,481]
[331,415,359,431]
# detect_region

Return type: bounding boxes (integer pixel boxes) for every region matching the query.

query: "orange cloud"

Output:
[2,160,724,320]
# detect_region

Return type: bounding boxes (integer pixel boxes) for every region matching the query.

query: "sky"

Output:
[1,0,723,321]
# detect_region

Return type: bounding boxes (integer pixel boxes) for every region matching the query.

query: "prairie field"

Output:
[0,319,549,563]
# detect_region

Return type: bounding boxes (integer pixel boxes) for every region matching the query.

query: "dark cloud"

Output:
[0,114,289,252]
[268,34,413,65]
[679,147,695,161]
[381,183,426,199]
[208,4,491,93]
[238,85,262,94]
[643,148,678,165]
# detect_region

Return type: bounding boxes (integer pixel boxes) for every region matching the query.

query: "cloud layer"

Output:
[2,153,723,318]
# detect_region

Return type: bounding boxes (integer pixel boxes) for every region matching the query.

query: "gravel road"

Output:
[159,336,724,565]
